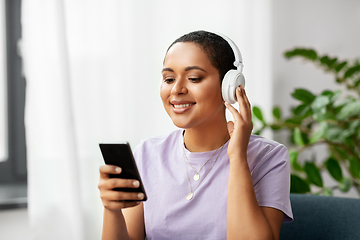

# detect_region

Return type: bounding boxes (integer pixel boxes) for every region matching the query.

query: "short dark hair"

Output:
[167,30,236,83]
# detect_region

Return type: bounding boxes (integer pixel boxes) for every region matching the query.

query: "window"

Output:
[0,0,7,163]
[0,0,27,209]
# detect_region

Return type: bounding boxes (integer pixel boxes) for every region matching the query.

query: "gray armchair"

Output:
[280,194,360,240]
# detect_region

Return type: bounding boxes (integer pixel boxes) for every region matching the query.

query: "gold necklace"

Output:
[182,141,226,201]
[182,141,219,181]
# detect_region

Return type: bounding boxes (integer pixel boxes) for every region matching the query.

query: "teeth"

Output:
[174,103,194,108]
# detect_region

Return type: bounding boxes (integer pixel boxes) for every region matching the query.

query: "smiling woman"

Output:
[98,30,293,240]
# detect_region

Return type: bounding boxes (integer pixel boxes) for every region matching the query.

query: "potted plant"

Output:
[252,48,360,197]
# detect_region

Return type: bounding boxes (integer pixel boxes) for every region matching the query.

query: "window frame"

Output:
[0,0,27,209]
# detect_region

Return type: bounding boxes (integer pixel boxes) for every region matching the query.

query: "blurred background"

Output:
[0,0,359,239]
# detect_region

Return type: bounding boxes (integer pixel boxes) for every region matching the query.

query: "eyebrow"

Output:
[161,66,207,73]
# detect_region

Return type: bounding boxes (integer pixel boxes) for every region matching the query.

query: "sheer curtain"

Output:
[22,0,272,239]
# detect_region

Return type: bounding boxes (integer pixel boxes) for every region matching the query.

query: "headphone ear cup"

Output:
[221,70,245,104]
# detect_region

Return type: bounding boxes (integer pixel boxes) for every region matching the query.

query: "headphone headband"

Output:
[214,32,243,72]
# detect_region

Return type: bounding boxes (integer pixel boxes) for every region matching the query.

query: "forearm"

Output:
[227,158,272,240]
[102,208,130,240]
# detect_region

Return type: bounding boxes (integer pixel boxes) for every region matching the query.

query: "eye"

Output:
[189,78,201,83]
[163,78,175,84]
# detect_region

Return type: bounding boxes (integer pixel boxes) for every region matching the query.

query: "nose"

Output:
[171,78,188,95]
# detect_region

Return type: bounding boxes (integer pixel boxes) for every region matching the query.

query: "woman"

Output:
[98,30,293,240]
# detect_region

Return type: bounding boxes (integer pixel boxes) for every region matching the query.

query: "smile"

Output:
[173,103,195,108]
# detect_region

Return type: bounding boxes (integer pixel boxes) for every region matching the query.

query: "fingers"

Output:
[100,189,145,202]
[103,200,141,210]
[224,101,241,121]
[99,164,121,179]
[236,86,251,114]
[224,86,253,136]
[227,121,235,137]
[98,165,145,210]
[238,85,251,109]
[98,176,140,190]
[235,86,251,121]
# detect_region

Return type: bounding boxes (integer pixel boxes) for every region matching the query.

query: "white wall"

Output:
[272,0,360,115]
[0,209,29,240]
[271,0,360,198]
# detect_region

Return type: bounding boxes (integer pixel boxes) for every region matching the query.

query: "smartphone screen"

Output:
[99,143,147,201]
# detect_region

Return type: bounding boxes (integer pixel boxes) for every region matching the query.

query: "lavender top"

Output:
[134,129,293,240]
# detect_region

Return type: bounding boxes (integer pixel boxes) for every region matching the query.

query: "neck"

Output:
[183,118,229,152]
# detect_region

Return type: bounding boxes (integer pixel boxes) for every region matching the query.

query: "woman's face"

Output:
[160,42,225,129]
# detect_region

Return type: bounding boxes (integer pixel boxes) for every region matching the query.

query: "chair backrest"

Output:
[280,194,360,240]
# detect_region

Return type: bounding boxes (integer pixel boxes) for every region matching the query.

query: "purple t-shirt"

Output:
[134,129,293,240]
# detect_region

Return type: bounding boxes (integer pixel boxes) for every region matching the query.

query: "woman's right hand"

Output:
[98,165,145,211]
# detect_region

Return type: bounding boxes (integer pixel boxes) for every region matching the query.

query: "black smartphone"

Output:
[99,142,147,201]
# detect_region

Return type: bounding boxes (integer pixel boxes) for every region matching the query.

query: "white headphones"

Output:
[215,33,245,104]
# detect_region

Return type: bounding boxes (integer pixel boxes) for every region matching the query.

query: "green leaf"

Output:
[338,128,355,142]
[333,97,354,108]
[320,56,329,64]
[322,187,333,196]
[313,110,335,122]
[325,158,343,182]
[321,90,333,96]
[325,126,343,141]
[285,48,317,61]
[349,119,360,131]
[293,127,305,146]
[292,89,316,104]
[335,61,347,72]
[337,101,360,120]
[290,174,310,193]
[272,107,281,120]
[330,90,342,102]
[311,95,331,112]
[327,58,338,68]
[285,118,302,125]
[270,125,281,130]
[293,104,311,117]
[304,162,323,187]
[355,78,360,87]
[330,146,348,160]
[349,159,360,178]
[252,106,264,122]
[344,65,360,79]
[309,122,328,143]
[320,56,337,69]
[338,177,352,192]
[321,90,341,103]
[289,149,303,171]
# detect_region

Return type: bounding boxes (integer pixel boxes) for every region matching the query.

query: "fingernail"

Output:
[133,181,140,187]
[115,167,121,173]
[138,193,144,199]
[240,85,244,89]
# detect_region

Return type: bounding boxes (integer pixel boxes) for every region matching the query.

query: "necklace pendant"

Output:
[186,192,194,201]
[193,173,200,181]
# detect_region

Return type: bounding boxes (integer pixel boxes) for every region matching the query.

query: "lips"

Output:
[170,101,196,113]
[173,103,195,108]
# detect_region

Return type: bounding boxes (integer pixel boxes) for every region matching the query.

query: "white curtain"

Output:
[22,0,273,239]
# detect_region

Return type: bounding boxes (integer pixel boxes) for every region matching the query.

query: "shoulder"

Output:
[247,135,289,169]
[248,134,288,158]
[134,129,182,155]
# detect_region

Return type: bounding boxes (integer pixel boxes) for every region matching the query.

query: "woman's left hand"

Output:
[224,85,253,161]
